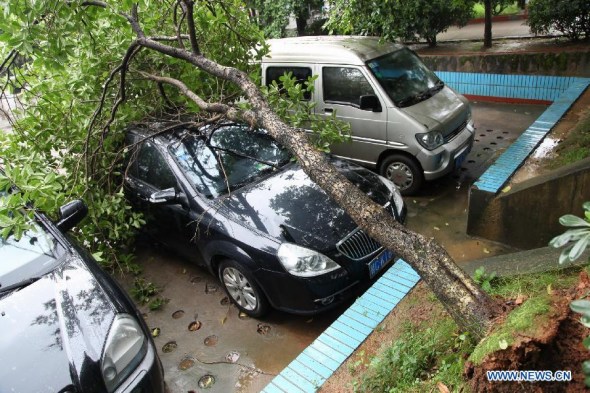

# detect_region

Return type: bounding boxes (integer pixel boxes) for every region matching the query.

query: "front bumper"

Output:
[419,123,475,181]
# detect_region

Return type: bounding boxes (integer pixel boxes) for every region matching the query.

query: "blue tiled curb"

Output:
[261,260,420,393]
[472,77,590,193]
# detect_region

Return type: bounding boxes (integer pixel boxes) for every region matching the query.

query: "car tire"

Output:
[380,154,423,196]
[218,260,269,318]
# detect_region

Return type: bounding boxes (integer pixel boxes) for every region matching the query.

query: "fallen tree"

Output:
[0,0,499,339]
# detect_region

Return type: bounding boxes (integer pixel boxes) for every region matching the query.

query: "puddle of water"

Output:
[162,341,178,353]
[256,323,271,335]
[226,351,241,363]
[198,374,216,389]
[204,335,218,346]
[188,320,202,331]
[205,283,218,294]
[220,297,231,306]
[179,357,195,370]
[172,310,185,319]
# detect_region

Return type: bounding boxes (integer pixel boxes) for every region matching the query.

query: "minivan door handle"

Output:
[324,108,333,114]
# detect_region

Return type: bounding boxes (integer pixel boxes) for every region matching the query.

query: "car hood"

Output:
[0,253,116,393]
[220,158,392,252]
[400,86,469,137]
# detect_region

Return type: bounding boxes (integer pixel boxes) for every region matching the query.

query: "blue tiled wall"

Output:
[436,72,583,102]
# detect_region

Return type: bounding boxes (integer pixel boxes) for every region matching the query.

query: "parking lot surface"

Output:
[122,101,548,393]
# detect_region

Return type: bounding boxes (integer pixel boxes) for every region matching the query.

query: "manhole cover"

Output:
[226,351,240,363]
[257,323,271,335]
[162,341,177,353]
[179,357,195,370]
[220,296,230,306]
[204,335,218,346]
[188,321,202,331]
[172,310,185,319]
[151,327,161,338]
[198,375,215,389]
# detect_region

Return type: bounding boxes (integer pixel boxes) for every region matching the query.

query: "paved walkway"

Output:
[438,19,534,42]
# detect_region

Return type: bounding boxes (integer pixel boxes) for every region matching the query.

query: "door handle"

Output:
[324,108,333,114]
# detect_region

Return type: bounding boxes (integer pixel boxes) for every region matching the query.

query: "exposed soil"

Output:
[468,273,590,392]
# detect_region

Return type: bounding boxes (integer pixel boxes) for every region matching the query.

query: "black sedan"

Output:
[124,122,406,317]
[0,197,165,392]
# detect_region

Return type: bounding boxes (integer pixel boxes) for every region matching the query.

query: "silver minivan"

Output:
[262,36,475,195]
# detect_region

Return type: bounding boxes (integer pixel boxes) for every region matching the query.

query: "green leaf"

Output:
[583,337,590,350]
[570,299,590,315]
[583,360,590,374]
[569,234,590,262]
[559,214,590,228]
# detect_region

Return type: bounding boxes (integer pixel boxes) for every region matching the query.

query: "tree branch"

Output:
[181,0,201,55]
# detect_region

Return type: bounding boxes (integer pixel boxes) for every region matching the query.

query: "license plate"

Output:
[368,249,395,279]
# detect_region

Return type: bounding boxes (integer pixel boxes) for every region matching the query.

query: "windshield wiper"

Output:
[0,276,42,294]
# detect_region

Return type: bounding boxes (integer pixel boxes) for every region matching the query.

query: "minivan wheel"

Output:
[219,260,269,318]
[380,154,423,196]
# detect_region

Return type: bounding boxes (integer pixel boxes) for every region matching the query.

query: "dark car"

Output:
[0,197,165,393]
[124,122,406,316]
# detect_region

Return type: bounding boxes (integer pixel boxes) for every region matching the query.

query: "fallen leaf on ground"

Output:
[437,381,450,393]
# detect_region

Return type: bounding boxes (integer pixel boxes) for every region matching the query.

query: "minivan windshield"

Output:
[367,48,444,108]
[170,124,291,198]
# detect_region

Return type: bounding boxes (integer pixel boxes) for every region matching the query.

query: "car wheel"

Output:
[380,154,423,196]
[218,260,269,318]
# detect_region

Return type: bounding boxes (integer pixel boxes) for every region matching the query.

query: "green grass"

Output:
[473,2,521,19]
[550,110,590,169]
[354,318,473,393]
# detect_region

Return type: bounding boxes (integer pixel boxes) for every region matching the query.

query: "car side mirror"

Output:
[149,188,177,204]
[359,95,382,112]
[55,199,88,232]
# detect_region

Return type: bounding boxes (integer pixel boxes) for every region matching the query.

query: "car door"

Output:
[317,66,388,165]
[125,140,202,263]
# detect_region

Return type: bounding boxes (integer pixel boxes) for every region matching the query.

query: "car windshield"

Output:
[0,217,58,290]
[367,48,444,108]
[170,124,291,198]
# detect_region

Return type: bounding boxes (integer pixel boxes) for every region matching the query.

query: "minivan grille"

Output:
[444,120,467,143]
[336,228,382,261]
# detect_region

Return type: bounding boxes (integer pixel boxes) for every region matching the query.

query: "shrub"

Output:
[528,0,590,41]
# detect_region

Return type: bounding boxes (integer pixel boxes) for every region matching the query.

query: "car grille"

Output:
[444,120,467,143]
[336,228,382,261]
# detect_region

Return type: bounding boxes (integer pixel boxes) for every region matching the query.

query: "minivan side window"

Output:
[266,66,313,100]
[323,67,375,107]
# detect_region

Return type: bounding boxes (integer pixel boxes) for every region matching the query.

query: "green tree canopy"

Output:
[325,0,475,47]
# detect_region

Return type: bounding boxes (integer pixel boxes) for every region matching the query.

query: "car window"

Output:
[323,67,375,107]
[132,143,178,190]
[170,125,291,198]
[266,66,313,100]
[366,48,442,107]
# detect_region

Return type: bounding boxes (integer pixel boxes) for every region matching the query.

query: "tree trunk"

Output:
[484,0,493,48]
[129,13,500,341]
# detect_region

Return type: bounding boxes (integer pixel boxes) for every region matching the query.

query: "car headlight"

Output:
[277,243,340,277]
[378,175,405,217]
[466,111,475,132]
[416,130,444,150]
[101,314,147,392]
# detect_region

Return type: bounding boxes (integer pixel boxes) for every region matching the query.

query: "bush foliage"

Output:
[528,0,590,41]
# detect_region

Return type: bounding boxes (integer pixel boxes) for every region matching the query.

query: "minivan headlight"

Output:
[101,314,147,392]
[416,131,444,150]
[277,243,340,277]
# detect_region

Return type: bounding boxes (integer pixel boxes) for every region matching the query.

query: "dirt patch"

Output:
[468,275,590,392]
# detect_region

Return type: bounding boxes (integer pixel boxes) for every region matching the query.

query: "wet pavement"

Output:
[122,101,548,392]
